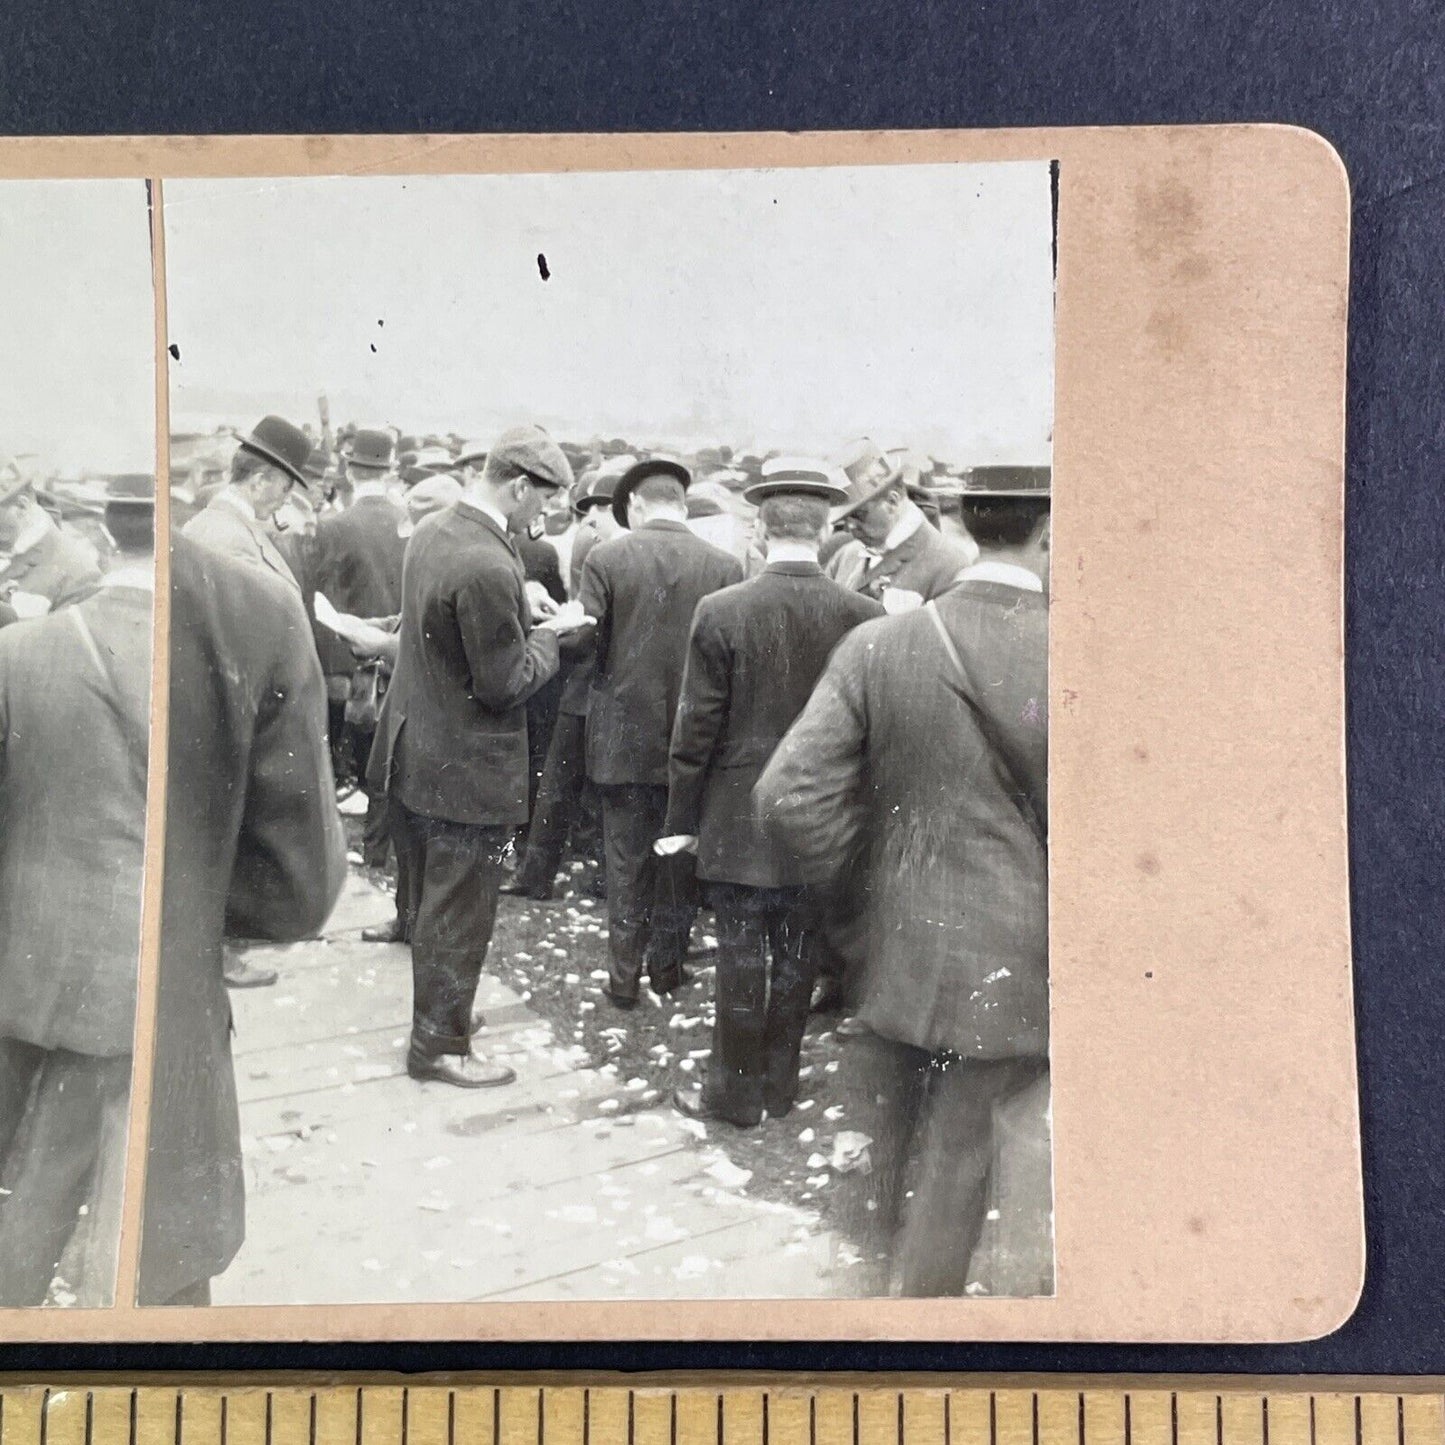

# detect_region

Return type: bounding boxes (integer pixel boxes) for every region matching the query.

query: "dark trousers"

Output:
[0,1039,131,1306]
[517,710,587,891]
[598,783,697,1000]
[391,802,510,1056]
[702,883,818,1125]
[834,1031,1047,1296]
[349,723,389,865]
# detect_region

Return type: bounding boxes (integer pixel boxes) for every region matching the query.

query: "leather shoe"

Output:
[764,1093,795,1120]
[223,953,278,989]
[407,1049,516,1088]
[603,989,639,1011]
[833,1015,871,1040]
[672,1086,759,1129]
[649,968,691,997]
[361,917,406,943]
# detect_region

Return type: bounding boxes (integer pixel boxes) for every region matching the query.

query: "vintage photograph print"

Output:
[0,180,158,1307]
[144,161,1057,1306]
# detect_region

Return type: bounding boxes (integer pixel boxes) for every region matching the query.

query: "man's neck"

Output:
[765,540,820,565]
[460,484,511,532]
[637,508,688,528]
[350,477,391,501]
[961,548,1046,591]
[217,488,258,522]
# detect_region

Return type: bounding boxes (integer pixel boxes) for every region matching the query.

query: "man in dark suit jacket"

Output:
[825,459,976,604]
[0,475,101,624]
[0,479,154,1306]
[368,426,582,1088]
[756,480,1051,1297]
[661,461,882,1127]
[138,534,346,1306]
[576,459,743,1007]
[312,429,408,866]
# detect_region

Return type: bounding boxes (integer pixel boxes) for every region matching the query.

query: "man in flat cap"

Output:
[183,415,316,594]
[312,429,407,868]
[0,474,156,1304]
[369,424,585,1087]
[755,472,1051,1295]
[660,460,883,1127]
[575,458,743,1009]
[0,472,101,625]
[825,437,975,609]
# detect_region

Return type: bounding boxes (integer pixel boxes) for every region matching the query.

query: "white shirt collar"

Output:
[465,495,509,534]
[956,559,1044,593]
[881,500,926,553]
[765,541,821,565]
[11,509,54,557]
[215,488,258,523]
[351,479,391,502]
[97,560,157,593]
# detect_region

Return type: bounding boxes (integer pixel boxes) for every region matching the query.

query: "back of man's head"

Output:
[758,494,830,548]
[105,503,155,557]
[958,497,1050,553]
[631,473,688,517]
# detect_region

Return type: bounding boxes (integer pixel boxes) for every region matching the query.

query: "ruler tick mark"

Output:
[1310,1399,1317,1445]
[130,1391,138,1445]
[945,1395,952,1445]
[1032,1394,1039,1445]
[853,1395,860,1445]
[584,1391,591,1445]
[220,1396,228,1445]
[764,1394,771,1445]
[448,1394,456,1445]
[990,1394,998,1445]
[1171,1395,1179,1445]
[1125,1395,1132,1445]
[1215,1397,1223,1445]
[810,1395,818,1445]
[356,1387,363,1445]
[628,1392,635,1445]
[1078,1394,1086,1445]
[537,1388,544,1445]
[494,1388,501,1445]
[1396,1397,1405,1445]
[1355,1398,1363,1445]
[266,1393,274,1445]
[402,1390,409,1445]
[671,1395,678,1445]
[310,1396,317,1445]
[40,1389,50,1445]
[174,1394,183,1445]
[897,1392,905,1445]
[718,1394,725,1445]
[1263,1398,1269,1445]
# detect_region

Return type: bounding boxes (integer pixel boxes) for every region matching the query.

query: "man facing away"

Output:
[755,473,1051,1296]
[0,472,101,625]
[0,475,154,1306]
[312,428,407,868]
[368,426,585,1088]
[660,459,883,1128]
[138,534,346,1306]
[575,458,743,1009]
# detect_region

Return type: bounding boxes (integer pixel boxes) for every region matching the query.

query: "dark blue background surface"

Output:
[1,0,1441,1377]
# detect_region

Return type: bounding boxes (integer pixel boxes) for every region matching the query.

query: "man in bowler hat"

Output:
[755,471,1050,1295]
[369,425,585,1088]
[183,414,316,594]
[575,458,743,1008]
[313,428,407,867]
[0,474,156,1304]
[661,459,883,1127]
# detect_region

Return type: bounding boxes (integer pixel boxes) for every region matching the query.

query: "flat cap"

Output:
[457,424,574,491]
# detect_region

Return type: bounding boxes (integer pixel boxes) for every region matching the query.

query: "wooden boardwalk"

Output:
[216,871,841,1304]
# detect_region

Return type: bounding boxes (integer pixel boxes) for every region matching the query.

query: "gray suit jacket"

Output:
[183,493,301,593]
[755,578,1049,1060]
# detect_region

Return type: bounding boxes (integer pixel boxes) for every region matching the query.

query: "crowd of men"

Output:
[0,406,1052,1307]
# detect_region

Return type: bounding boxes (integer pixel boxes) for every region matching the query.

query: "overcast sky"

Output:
[0,180,155,475]
[165,163,1054,466]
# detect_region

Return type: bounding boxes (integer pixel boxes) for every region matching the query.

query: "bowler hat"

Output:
[959,465,1052,499]
[236,415,312,489]
[342,428,396,473]
[571,467,615,514]
[611,457,691,528]
[743,456,850,508]
[456,425,574,493]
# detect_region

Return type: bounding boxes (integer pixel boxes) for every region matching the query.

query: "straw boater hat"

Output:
[743,456,851,508]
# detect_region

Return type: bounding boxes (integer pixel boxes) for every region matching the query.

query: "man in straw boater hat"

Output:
[659,458,883,1128]
[0,466,101,626]
[824,436,975,607]
[182,414,318,594]
[312,428,408,869]
[368,425,585,1088]
[574,456,742,1009]
[756,465,1051,1296]
[0,473,156,1304]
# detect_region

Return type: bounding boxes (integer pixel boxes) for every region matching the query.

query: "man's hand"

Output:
[535,599,591,634]
[653,834,699,857]
[524,580,560,619]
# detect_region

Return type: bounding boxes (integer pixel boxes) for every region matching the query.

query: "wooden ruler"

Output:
[0,1385,1439,1445]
